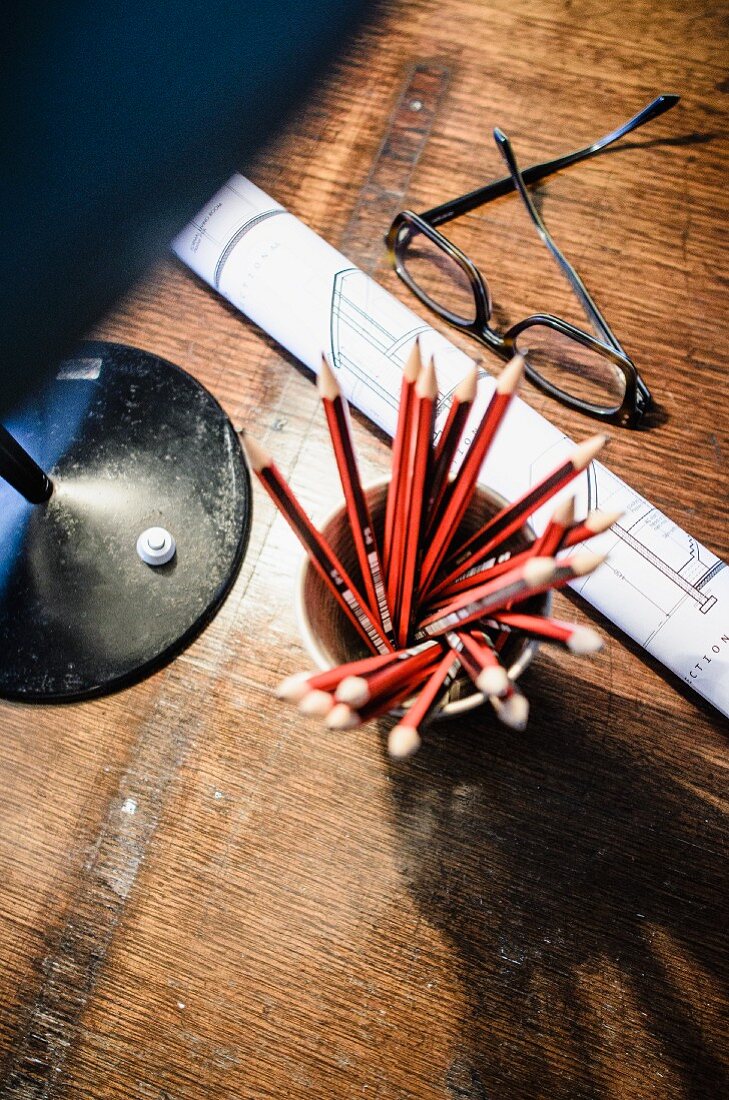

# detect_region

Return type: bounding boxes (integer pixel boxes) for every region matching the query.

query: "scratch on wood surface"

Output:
[339,61,452,270]
[0,688,199,1097]
[445,1055,488,1099]
[674,778,728,816]
[0,586,270,1096]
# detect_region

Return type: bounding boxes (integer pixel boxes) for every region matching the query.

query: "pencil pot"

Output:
[295,477,551,719]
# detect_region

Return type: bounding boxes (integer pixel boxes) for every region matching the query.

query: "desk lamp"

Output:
[0,0,367,700]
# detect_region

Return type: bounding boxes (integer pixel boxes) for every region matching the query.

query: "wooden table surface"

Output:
[1,1,727,1097]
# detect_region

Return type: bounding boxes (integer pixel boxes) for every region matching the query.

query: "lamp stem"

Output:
[0,424,53,503]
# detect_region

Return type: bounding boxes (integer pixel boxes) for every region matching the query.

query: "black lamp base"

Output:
[0,341,251,702]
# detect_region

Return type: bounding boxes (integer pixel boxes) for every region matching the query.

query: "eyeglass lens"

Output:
[399,223,628,410]
[397,223,478,325]
[513,324,627,407]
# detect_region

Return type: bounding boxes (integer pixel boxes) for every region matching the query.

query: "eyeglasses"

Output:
[386,95,679,427]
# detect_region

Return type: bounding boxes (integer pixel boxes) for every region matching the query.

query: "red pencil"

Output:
[491,680,530,730]
[277,652,401,704]
[395,355,438,647]
[500,496,577,613]
[318,354,393,638]
[326,657,441,731]
[427,506,622,604]
[388,648,463,758]
[242,434,392,656]
[429,434,607,598]
[419,556,558,637]
[426,361,479,534]
[532,495,575,556]
[276,642,437,704]
[444,633,527,727]
[424,550,606,637]
[560,507,623,548]
[418,353,525,597]
[297,643,437,716]
[444,632,483,688]
[383,339,422,577]
[484,612,603,654]
[540,550,607,595]
[335,639,441,707]
[443,630,509,698]
[452,629,510,697]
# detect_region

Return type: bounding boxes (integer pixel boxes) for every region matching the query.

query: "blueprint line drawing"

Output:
[173,174,729,717]
[610,525,718,613]
[585,462,723,625]
[330,267,442,419]
[213,209,288,289]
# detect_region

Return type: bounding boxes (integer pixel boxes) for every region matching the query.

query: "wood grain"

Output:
[1,1,727,1097]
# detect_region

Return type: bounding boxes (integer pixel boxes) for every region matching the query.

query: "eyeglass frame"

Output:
[385,95,679,427]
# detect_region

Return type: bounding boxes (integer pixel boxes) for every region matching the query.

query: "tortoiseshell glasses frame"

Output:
[386,95,679,427]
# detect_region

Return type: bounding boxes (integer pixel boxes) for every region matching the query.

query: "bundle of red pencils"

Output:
[245,342,618,758]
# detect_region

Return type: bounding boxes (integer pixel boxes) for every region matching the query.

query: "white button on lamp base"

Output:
[137,527,176,566]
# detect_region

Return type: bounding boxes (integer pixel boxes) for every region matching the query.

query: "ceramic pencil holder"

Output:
[295,477,551,719]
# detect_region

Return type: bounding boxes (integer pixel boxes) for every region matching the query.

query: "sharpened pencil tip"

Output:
[572,433,608,470]
[318,352,341,401]
[568,550,607,576]
[240,432,271,472]
[455,361,479,404]
[476,665,509,697]
[326,703,359,730]
[551,494,576,527]
[492,691,529,730]
[523,556,556,587]
[388,724,422,758]
[585,508,623,534]
[567,625,604,655]
[299,689,334,717]
[275,672,310,702]
[495,353,525,394]
[403,338,423,383]
[416,355,439,399]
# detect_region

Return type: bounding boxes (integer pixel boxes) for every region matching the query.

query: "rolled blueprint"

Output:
[173,175,728,716]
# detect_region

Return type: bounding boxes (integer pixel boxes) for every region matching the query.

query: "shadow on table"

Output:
[384,657,728,1100]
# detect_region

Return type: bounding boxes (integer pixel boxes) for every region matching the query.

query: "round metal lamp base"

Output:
[0,341,251,702]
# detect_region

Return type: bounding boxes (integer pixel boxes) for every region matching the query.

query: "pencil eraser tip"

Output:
[388,724,421,758]
[276,672,310,702]
[334,675,369,706]
[567,626,603,654]
[299,689,334,717]
[523,557,556,587]
[326,703,359,730]
[493,692,529,730]
[476,667,509,697]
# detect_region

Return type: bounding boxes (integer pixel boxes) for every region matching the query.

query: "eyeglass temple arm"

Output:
[493,128,652,410]
[493,127,621,346]
[421,95,679,228]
